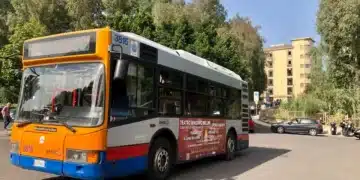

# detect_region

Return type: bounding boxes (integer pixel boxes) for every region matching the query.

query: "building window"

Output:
[268,89,273,95]
[269,70,273,77]
[288,60,292,67]
[287,78,293,86]
[300,45,304,50]
[268,79,273,86]
[305,64,311,68]
[300,54,304,59]
[300,73,305,78]
[287,87,293,95]
[269,53,272,57]
[268,61,273,68]
[300,64,304,68]
[287,69,292,76]
[288,51,292,56]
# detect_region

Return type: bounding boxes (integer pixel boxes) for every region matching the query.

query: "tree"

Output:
[66,0,105,30]
[317,0,360,88]
[7,0,71,34]
[0,0,12,47]
[0,17,48,103]
[0,0,266,104]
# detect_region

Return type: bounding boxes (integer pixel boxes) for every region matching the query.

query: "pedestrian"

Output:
[1,103,11,130]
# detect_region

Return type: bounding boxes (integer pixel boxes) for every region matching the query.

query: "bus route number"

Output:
[114,35,128,46]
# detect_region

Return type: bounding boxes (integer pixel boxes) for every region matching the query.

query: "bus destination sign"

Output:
[23,32,96,60]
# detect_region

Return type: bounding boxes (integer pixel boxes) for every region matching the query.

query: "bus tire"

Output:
[147,137,174,180]
[224,131,236,161]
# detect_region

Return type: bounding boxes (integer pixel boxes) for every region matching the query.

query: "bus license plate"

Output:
[33,159,45,168]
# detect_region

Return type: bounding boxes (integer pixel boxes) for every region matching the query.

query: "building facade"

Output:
[263,37,314,103]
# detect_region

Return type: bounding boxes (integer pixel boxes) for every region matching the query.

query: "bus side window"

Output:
[209,83,224,117]
[111,62,155,119]
[185,92,207,117]
[227,89,240,119]
[158,69,183,116]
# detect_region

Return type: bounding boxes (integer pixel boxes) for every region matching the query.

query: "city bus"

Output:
[9,27,250,180]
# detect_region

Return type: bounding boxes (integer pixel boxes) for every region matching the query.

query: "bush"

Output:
[280,95,325,116]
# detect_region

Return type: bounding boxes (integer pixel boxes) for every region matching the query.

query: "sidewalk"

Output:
[0,122,11,137]
[0,129,11,137]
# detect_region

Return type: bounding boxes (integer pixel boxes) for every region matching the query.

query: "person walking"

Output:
[1,103,11,130]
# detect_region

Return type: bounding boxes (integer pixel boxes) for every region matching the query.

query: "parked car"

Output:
[249,119,255,133]
[9,109,16,120]
[270,118,323,136]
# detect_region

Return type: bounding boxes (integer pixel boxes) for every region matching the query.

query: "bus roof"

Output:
[116,31,247,89]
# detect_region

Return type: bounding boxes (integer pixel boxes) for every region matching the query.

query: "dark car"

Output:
[271,118,323,136]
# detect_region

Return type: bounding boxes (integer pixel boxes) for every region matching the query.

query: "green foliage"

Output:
[282,0,360,118]
[0,0,266,104]
[280,95,326,115]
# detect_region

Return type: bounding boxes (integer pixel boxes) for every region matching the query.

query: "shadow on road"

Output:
[43,146,291,180]
[253,124,273,134]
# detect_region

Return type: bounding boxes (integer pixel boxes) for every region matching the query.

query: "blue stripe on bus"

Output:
[103,156,147,178]
[10,153,63,176]
[10,153,147,180]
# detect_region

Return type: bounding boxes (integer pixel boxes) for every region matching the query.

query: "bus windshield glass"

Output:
[16,62,105,127]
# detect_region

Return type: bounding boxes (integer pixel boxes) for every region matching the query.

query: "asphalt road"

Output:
[1,130,360,180]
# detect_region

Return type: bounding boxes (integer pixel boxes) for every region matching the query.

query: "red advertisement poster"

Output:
[178,118,226,161]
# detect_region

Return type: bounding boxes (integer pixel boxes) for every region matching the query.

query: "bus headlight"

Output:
[10,142,19,153]
[66,149,99,164]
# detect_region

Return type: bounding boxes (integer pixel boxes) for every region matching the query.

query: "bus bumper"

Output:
[10,152,147,179]
[10,153,105,180]
[237,134,249,151]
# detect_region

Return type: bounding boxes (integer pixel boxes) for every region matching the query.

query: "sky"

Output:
[220,0,321,47]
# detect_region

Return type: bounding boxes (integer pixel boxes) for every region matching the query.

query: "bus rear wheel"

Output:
[147,137,174,180]
[224,132,236,161]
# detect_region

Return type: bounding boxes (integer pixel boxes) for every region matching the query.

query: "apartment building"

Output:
[263,37,314,102]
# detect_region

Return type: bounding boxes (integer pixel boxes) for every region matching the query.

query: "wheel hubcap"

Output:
[310,129,316,135]
[278,127,283,133]
[154,148,169,173]
[228,138,235,153]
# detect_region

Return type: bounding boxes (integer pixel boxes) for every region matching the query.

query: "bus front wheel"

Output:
[147,137,174,180]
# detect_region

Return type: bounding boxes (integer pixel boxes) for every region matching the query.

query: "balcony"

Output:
[266,61,273,68]
[287,78,293,86]
[287,69,292,77]
[287,87,293,95]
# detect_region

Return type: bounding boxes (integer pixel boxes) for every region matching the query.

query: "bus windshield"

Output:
[16,62,105,127]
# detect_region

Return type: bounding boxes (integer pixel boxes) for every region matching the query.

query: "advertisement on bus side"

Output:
[178,118,226,161]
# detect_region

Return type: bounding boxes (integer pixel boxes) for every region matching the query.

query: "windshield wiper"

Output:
[44,119,76,133]
[16,121,33,128]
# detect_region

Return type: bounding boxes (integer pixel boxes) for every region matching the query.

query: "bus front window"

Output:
[16,63,105,127]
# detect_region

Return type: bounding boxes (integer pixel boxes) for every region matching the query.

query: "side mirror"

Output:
[109,44,128,80]
[113,59,129,80]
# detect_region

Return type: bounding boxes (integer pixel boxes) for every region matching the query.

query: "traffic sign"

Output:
[254,91,259,104]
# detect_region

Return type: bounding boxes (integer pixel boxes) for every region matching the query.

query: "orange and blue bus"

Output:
[10,27,250,180]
